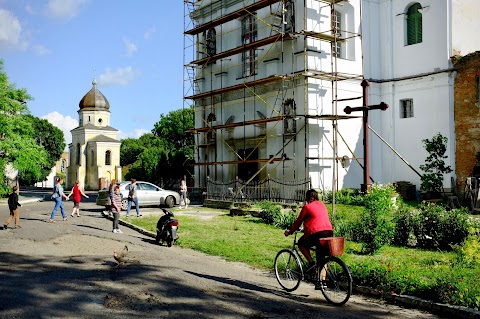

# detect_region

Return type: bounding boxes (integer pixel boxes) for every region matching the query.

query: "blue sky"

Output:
[0,0,186,145]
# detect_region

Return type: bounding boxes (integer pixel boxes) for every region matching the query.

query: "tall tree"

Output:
[121,108,195,188]
[21,115,66,185]
[152,107,195,159]
[0,59,49,195]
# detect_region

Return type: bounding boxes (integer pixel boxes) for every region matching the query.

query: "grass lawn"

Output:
[124,208,480,310]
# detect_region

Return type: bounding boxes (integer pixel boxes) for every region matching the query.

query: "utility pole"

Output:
[344,80,388,193]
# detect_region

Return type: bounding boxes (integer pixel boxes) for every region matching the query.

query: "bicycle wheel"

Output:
[274,249,303,292]
[318,256,352,305]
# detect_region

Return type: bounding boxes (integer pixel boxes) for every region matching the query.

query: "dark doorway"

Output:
[238,148,258,182]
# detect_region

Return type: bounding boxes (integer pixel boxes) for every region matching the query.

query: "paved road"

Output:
[0,193,443,319]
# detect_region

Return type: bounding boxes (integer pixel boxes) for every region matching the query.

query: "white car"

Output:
[96,181,180,210]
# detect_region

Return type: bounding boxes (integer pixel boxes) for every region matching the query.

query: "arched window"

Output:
[406,3,422,45]
[105,150,111,166]
[76,144,81,165]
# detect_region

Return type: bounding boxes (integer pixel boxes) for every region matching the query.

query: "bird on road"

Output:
[113,245,128,264]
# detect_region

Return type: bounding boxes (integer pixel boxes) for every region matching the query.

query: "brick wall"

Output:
[454,51,480,190]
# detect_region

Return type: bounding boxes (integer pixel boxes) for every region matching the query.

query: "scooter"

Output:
[155,208,179,247]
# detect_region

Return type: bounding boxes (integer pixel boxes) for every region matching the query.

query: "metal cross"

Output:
[344,80,389,193]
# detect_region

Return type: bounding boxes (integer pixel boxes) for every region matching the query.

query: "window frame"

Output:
[241,14,258,77]
[400,99,414,119]
[332,10,342,58]
[406,3,422,46]
[105,150,111,166]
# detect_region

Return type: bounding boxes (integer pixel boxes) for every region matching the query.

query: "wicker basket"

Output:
[319,237,345,256]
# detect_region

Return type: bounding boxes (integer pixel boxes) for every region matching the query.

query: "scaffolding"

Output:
[183,0,364,201]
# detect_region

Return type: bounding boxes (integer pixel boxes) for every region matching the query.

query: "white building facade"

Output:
[184,0,480,195]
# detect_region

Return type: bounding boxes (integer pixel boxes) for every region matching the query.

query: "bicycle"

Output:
[274,231,353,306]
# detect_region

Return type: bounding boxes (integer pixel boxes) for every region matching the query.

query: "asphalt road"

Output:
[0,192,443,319]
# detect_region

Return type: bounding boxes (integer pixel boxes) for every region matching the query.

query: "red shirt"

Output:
[289,200,332,237]
[72,185,81,202]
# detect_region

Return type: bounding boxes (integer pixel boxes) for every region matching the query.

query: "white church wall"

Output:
[452,0,480,56]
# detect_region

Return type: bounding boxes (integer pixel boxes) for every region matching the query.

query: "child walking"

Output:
[111,185,123,233]
[3,186,22,229]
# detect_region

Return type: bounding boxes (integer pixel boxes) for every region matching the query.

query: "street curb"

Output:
[101,211,156,238]
[100,211,477,319]
[355,286,480,319]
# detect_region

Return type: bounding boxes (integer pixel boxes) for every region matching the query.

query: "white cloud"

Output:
[34,44,51,56]
[144,27,156,40]
[118,128,150,140]
[0,9,26,52]
[45,0,90,21]
[97,66,140,87]
[41,111,78,148]
[123,37,138,57]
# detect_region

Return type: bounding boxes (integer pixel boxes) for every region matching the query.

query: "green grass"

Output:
[124,210,480,310]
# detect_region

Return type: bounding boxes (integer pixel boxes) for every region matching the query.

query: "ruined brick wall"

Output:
[453,51,480,190]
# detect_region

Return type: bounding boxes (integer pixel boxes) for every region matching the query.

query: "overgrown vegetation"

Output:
[254,200,297,229]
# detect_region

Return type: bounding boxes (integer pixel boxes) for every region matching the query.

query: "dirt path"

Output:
[0,198,444,319]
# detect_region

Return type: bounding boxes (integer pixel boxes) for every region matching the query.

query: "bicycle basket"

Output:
[319,237,344,256]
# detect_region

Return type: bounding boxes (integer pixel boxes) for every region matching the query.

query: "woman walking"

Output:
[50,177,69,223]
[67,180,89,217]
[126,179,141,218]
[3,185,22,229]
[179,180,188,209]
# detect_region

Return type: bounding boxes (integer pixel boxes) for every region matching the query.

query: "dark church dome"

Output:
[79,78,110,110]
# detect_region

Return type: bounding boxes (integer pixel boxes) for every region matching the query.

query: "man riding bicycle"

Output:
[284,189,333,273]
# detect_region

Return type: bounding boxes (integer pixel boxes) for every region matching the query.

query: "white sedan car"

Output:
[96,181,180,210]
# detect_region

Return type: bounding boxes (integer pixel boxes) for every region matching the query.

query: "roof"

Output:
[71,123,119,132]
[79,78,110,111]
[87,134,121,143]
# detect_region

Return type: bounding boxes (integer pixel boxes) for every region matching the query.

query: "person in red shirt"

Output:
[284,189,333,272]
[67,180,89,217]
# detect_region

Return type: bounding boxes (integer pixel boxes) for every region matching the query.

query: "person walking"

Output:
[179,180,188,209]
[3,185,22,229]
[111,185,123,233]
[126,179,141,218]
[67,180,89,217]
[107,179,117,216]
[50,177,69,223]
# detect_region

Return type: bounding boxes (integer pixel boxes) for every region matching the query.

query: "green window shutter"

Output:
[407,3,422,45]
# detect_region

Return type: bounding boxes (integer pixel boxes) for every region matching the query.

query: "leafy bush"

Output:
[256,200,297,229]
[454,223,480,268]
[394,202,470,250]
[357,184,396,254]
[321,188,364,206]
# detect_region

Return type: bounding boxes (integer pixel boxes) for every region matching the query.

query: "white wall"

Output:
[452,0,480,56]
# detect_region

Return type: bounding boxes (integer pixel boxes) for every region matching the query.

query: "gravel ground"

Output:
[0,194,451,319]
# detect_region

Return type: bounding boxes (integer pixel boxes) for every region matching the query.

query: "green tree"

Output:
[152,107,194,158]
[21,115,66,185]
[419,133,452,195]
[0,59,49,195]
[122,108,195,188]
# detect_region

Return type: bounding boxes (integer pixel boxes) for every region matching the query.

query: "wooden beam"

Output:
[185,0,281,35]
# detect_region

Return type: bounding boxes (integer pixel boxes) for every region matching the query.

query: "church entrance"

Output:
[238,148,258,182]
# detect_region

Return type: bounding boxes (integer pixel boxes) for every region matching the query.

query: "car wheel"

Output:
[121,199,128,211]
[165,196,175,208]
